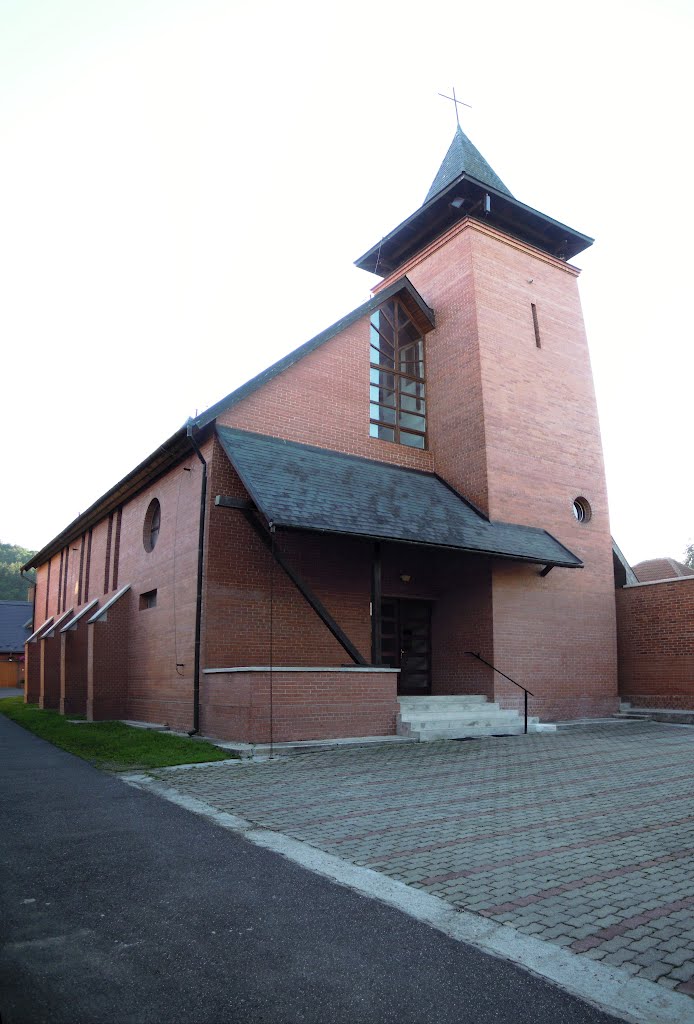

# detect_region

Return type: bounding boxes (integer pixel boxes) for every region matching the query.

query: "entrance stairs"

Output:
[397,695,540,741]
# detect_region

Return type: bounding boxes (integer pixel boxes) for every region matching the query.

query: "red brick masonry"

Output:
[201,668,400,743]
[617,576,694,709]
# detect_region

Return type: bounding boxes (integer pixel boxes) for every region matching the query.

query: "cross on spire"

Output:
[438,87,472,128]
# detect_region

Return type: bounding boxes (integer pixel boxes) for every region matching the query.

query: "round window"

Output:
[143,498,161,552]
[572,497,592,523]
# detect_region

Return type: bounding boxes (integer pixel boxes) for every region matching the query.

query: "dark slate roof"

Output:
[0,601,33,653]
[192,277,434,431]
[355,130,593,276]
[424,126,513,203]
[216,427,582,569]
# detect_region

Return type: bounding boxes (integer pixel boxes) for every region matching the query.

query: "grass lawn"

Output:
[0,698,235,771]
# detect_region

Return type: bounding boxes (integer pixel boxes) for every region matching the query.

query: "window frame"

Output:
[369,298,428,450]
[143,498,161,553]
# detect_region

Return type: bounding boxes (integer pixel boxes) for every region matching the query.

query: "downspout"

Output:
[186,421,207,736]
[20,569,36,629]
[21,569,36,686]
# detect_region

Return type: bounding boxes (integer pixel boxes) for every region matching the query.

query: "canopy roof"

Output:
[216,427,582,569]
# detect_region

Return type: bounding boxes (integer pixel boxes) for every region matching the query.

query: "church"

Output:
[23,122,627,743]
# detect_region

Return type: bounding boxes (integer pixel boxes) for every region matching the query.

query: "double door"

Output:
[380,598,432,695]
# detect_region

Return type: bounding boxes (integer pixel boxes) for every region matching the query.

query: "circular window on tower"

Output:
[572,497,592,523]
[143,498,161,552]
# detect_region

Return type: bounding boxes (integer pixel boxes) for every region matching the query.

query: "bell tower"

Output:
[355,124,618,720]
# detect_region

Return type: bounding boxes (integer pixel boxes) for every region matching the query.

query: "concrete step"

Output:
[399,716,528,733]
[398,695,489,705]
[396,695,541,740]
[398,696,492,714]
[398,720,540,740]
[555,717,639,729]
[399,709,507,722]
[402,724,526,740]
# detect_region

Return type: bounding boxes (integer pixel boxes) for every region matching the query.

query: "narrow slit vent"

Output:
[531,303,541,349]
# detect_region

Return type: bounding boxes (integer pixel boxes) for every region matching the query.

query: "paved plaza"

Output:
[148,722,694,1000]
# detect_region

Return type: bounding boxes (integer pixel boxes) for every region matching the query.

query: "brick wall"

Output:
[24,618,53,703]
[204,443,372,669]
[201,669,399,743]
[215,323,434,472]
[39,630,62,709]
[61,617,91,716]
[378,219,618,719]
[616,578,694,709]
[116,448,205,730]
[87,590,131,721]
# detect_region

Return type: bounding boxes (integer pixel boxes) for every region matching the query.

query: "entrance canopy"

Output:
[216,426,582,569]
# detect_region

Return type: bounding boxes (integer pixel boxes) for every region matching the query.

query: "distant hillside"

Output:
[0,543,36,600]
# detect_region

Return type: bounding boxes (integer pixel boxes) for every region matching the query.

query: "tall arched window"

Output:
[143,499,161,552]
[369,298,426,449]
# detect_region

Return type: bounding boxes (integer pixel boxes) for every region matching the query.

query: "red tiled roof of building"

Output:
[632,558,694,582]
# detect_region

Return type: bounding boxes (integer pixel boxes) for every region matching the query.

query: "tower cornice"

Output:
[371,217,581,298]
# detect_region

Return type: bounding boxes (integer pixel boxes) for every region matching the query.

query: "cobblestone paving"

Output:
[150,722,694,996]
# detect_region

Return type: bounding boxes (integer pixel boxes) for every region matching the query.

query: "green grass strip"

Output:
[0,698,235,771]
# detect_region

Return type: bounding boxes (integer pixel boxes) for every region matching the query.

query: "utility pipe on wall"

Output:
[186,422,208,736]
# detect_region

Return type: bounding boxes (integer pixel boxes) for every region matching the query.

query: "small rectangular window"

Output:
[139,589,157,610]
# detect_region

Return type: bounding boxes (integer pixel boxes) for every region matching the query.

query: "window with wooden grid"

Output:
[369,298,426,449]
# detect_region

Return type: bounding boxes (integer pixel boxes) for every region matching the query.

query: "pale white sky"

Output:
[2,0,692,566]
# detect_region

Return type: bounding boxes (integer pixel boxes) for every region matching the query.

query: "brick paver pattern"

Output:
[150,723,694,996]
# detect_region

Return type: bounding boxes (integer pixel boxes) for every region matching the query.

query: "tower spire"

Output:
[424,124,513,204]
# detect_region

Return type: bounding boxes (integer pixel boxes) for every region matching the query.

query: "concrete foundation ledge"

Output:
[203,666,400,674]
[205,734,418,758]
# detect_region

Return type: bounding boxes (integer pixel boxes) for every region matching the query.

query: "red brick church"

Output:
[25,124,670,742]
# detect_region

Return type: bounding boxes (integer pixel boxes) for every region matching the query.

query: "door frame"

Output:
[380,596,433,696]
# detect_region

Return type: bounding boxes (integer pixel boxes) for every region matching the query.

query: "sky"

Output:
[1,0,692,566]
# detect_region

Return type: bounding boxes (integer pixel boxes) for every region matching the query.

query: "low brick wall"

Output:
[201,667,400,743]
[616,577,694,709]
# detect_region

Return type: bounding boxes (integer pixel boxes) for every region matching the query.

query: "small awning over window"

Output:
[216,426,582,569]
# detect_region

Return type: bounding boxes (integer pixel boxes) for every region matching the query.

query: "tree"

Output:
[0,542,36,600]
[685,541,694,569]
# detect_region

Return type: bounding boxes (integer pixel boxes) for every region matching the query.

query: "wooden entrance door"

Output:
[380,598,432,695]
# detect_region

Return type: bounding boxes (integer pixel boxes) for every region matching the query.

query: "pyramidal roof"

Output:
[424,125,513,203]
[355,123,592,275]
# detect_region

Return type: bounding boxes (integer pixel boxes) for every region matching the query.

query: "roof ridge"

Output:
[194,277,433,430]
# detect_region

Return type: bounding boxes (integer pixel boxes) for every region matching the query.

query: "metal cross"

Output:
[438,87,472,128]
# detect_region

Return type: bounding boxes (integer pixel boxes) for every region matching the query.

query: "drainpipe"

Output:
[186,421,207,736]
[20,568,36,628]
[21,569,36,689]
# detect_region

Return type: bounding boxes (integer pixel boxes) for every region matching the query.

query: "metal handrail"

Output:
[465,652,535,734]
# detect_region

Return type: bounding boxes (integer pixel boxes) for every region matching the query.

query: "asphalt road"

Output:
[0,715,623,1024]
